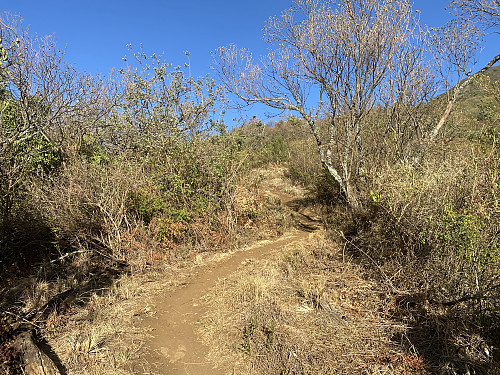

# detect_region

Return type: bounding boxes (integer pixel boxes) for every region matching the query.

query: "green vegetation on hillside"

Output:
[1,0,500,374]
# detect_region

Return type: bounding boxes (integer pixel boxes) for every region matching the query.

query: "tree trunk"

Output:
[430,90,458,140]
[346,182,363,216]
[430,54,500,140]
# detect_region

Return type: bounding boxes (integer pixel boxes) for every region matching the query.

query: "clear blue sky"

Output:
[1,0,497,123]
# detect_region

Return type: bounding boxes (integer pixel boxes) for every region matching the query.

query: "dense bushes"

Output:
[358,136,499,372]
[369,141,499,298]
[267,73,500,371]
[0,16,253,278]
[24,136,240,271]
[0,20,291,280]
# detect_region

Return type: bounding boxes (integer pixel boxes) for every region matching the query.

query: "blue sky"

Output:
[1,1,497,123]
[2,0,297,76]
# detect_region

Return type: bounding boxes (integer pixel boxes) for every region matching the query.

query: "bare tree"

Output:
[450,0,500,32]
[429,19,482,139]
[380,24,436,160]
[0,13,118,231]
[449,0,500,72]
[214,0,422,211]
[0,12,120,151]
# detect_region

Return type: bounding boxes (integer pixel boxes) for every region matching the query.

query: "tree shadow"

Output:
[390,296,496,374]
[334,213,499,373]
[0,211,130,374]
[34,332,68,375]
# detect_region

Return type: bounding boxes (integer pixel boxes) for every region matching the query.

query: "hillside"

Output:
[455,65,500,119]
[1,7,500,375]
[458,64,500,95]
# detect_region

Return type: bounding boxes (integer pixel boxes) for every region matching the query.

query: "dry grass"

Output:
[230,166,298,242]
[15,168,296,374]
[250,165,307,200]
[344,135,500,374]
[42,263,202,375]
[1,235,234,374]
[44,274,161,374]
[199,231,427,374]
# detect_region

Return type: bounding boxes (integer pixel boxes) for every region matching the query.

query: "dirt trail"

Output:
[139,231,309,374]
[138,181,321,374]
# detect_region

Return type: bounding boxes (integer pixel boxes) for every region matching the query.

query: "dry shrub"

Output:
[32,156,135,241]
[356,137,500,373]
[272,117,324,189]
[370,141,499,299]
[25,155,146,277]
[24,139,243,271]
[200,232,423,374]
[286,137,322,187]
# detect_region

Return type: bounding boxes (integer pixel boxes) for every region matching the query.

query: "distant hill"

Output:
[458,64,500,97]
[454,65,500,119]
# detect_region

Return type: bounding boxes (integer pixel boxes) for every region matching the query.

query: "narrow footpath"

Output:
[140,231,308,374]
[137,187,321,374]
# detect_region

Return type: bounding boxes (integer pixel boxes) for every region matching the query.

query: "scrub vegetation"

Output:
[0,0,499,374]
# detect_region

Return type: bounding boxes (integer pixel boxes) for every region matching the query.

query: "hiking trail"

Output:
[137,175,322,375]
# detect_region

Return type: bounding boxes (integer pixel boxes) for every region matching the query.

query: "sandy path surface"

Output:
[139,230,309,374]
[137,182,318,374]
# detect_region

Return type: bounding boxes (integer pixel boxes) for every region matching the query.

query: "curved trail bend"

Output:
[138,187,321,374]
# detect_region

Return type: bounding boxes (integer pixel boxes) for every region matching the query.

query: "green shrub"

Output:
[367,139,499,307]
[126,192,167,225]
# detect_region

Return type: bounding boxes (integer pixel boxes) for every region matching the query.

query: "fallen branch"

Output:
[49,250,89,264]
[431,283,500,307]
[13,330,61,375]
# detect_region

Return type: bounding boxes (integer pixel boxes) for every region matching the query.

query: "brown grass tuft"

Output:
[199,232,424,374]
